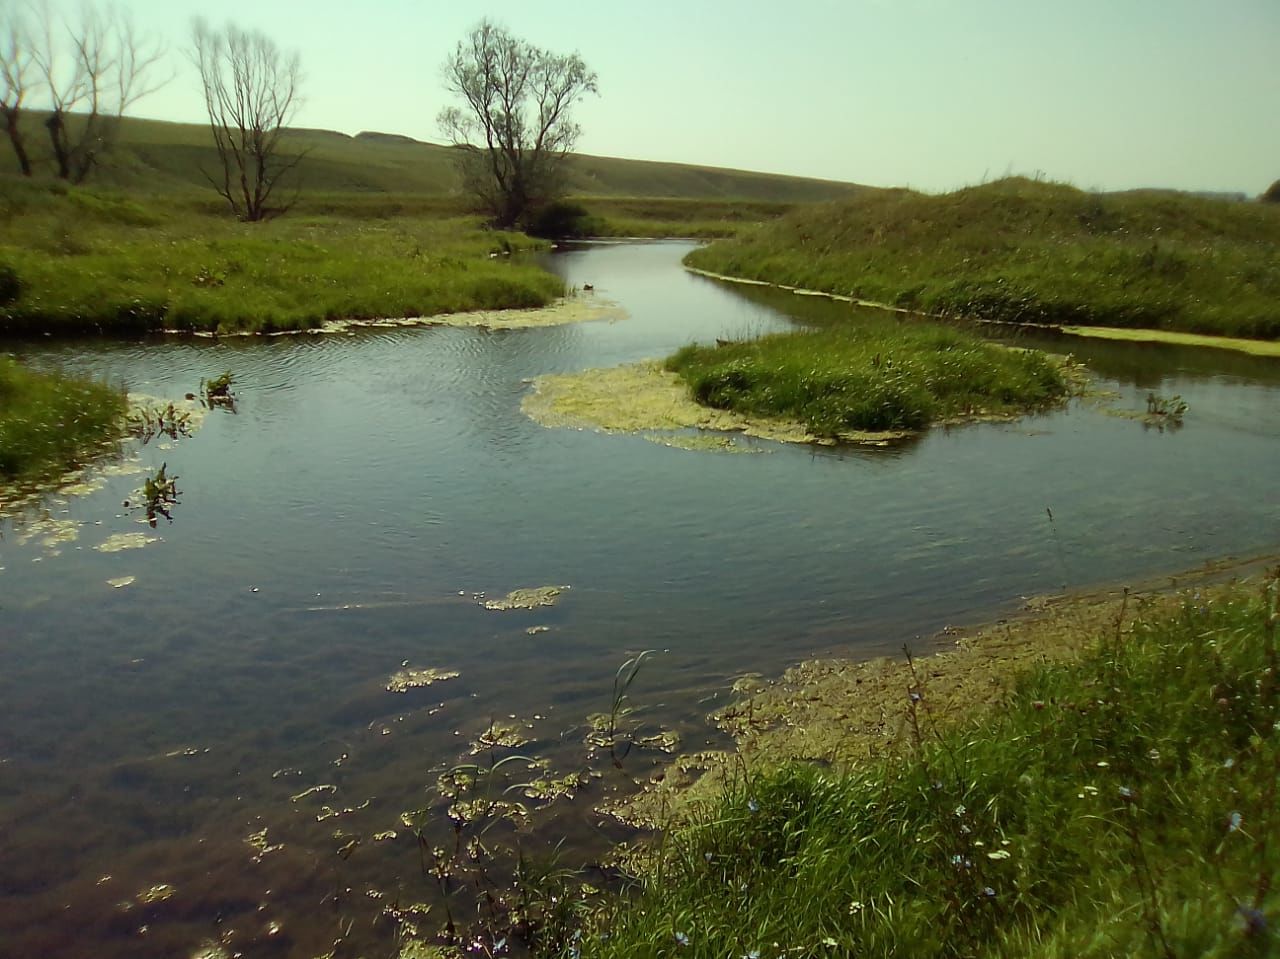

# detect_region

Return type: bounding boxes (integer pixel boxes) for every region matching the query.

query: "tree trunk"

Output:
[45,111,71,180]
[2,107,31,176]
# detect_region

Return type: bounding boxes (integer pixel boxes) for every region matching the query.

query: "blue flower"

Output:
[675,931,690,947]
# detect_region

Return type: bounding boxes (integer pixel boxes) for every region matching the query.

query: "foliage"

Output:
[0,355,125,482]
[665,317,1068,434]
[439,19,598,228]
[527,200,593,238]
[201,369,234,405]
[686,177,1280,340]
[191,20,303,221]
[0,182,562,335]
[1263,180,1280,204]
[583,574,1280,959]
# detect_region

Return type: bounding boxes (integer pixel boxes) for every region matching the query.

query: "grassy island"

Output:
[686,178,1280,340]
[581,572,1280,959]
[665,317,1069,435]
[0,357,126,485]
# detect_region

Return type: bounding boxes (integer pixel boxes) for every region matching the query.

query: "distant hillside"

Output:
[686,177,1280,339]
[0,113,866,203]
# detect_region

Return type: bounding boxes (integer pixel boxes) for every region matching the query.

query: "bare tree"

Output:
[191,20,302,222]
[0,5,36,175]
[439,20,598,229]
[32,1,166,183]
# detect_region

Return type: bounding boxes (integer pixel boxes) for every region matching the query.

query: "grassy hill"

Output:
[0,112,865,204]
[687,177,1280,339]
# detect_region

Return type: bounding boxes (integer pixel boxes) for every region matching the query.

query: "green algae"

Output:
[1061,324,1280,357]
[95,531,159,553]
[385,666,460,693]
[106,575,136,589]
[483,585,568,610]
[282,294,626,337]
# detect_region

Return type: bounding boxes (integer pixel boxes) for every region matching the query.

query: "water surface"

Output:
[2,241,1278,958]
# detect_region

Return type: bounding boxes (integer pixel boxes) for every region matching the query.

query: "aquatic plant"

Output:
[127,401,192,443]
[127,462,179,527]
[200,370,236,407]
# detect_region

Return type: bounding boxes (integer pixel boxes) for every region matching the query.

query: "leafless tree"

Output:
[0,4,36,175]
[439,20,598,229]
[32,1,166,183]
[191,19,302,222]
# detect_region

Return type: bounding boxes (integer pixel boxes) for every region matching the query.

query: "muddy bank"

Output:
[605,552,1280,827]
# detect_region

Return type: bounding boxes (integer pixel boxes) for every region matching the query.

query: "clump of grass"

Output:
[686,177,1280,340]
[0,356,126,484]
[665,317,1067,434]
[582,573,1280,958]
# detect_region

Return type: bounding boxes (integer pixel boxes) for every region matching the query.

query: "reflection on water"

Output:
[1,241,1278,957]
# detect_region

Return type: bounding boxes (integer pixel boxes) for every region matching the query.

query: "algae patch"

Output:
[1061,325,1280,358]
[305,295,625,335]
[95,532,159,553]
[385,666,460,693]
[483,585,568,610]
[523,362,910,448]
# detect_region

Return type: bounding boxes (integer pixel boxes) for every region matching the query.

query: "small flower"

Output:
[1118,786,1134,801]
[909,690,923,703]
[821,937,838,948]
[674,932,690,948]
[704,852,714,863]
[954,804,966,817]
[1096,760,1110,768]
[987,849,1011,860]
[848,901,865,914]
[1147,748,1161,761]
[1223,757,1236,770]
[1228,811,1243,832]
[747,798,760,814]
[981,886,997,899]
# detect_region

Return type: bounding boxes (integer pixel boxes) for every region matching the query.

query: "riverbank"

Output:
[686,177,1280,341]
[581,556,1280,958]
[0,356,127,488]
[0,182,563,337]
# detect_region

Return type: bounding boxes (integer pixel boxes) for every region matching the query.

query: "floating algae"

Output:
[136,883,176,905]
[95,531,158,553]
[482,585,567,610]
[467,719,533,755]
[385,666,460,693]
[302,295,626,336]
[106,576,136,589]
[522,362,913,448]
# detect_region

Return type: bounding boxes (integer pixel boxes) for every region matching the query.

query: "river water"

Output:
[2,241,1278,958]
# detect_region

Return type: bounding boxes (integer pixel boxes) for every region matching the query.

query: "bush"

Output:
[1262,179,1280,204]
[527,200,592,238]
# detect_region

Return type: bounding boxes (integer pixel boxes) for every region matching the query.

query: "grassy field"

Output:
[1,112,866,204]
[0,356,126,484]
[582,573,1280,958]
[686,177,1280,340]
[665,317,1068,434]
[0,179,565,335]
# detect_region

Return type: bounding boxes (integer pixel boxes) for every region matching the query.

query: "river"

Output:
[2,240,1278,958]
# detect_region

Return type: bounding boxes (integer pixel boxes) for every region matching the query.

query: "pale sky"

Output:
[73,0,1280,193]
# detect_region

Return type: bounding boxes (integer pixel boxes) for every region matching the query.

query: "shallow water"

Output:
[2,240,1278,958]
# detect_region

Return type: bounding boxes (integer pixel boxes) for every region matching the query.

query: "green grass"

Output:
[1,111,866,203]
[0,356,127,483]
[686,177,1280,340]
[584,575,1280,958]
[0,179,564,335]
[664,317,1068,434]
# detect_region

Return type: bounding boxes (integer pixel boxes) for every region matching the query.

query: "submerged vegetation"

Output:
[0,355,126,485]
[687,177,1280,340]
[665,317,1069,434]
[581,572,1280,959]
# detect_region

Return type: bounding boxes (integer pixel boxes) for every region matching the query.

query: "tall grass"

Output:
[0,180,563,336]
[686,178,1280,340]
[0,356,126,483]
[665,316,1067,434]
[583,574,1280,958]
